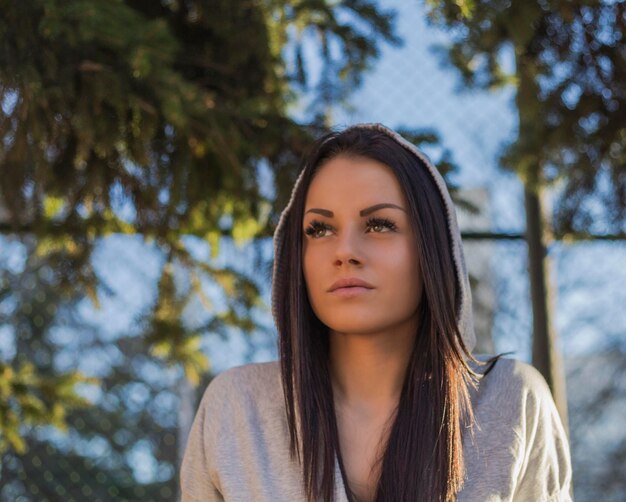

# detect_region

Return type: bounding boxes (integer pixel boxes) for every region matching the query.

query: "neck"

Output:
[328,320,417,418]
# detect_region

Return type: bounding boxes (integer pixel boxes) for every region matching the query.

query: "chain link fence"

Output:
[1,1,625,501]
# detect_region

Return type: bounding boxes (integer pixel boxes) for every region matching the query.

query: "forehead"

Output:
[305,155,405,205]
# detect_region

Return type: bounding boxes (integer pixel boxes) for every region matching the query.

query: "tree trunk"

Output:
[524,184,569,433]
[515,46,570,432]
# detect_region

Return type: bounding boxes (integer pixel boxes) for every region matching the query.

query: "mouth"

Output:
[330,286,373,299]
[328,277,374,294]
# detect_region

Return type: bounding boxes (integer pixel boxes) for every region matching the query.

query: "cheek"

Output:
[377,239,417,270]
[379,241,422,297]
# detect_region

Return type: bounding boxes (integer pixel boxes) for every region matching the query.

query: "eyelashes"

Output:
[304,219,332,238]
[367,217,398,233]
[304,217,398,239]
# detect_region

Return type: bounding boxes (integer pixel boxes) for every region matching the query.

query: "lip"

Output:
[328,277,375,292]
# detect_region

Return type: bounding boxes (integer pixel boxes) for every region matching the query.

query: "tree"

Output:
[0,3,493,498]
[0,0,403,495]
[424,0,625,236]
[425,0,626,421]
[0,243,185,500]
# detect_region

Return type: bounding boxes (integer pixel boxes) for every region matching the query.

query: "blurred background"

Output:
[1,0,625,501]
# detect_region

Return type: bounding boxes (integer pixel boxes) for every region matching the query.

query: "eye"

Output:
[304,219,333,239]
[366,217,397,233]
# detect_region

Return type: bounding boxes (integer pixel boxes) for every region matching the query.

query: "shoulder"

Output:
[470,356,557,418]
[198,360,282,413]
[206,360,280,392]
[195,361,290,460]
[474,355,550,394]
[461,357,572,499]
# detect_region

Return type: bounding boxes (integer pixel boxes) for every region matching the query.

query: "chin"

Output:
[328,325,375,335]
[321,318,386,336]
[317,307,420,337]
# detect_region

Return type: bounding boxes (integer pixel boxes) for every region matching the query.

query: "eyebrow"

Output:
[304,203,406,218]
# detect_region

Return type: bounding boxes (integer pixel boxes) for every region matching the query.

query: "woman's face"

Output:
[302,155,423,336]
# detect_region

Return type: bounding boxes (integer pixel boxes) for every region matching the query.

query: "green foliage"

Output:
[0,327,187,500]
[0,0,399,249]
[277,0,401,117]
[0,238,199,497]
[144,260,210,385]
[0,361,97,454]
[425,0,626,236]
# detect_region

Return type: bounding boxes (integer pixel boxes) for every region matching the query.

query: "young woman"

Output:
[180,124,572,502]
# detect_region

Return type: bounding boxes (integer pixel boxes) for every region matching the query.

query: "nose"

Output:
[333,226,363,267]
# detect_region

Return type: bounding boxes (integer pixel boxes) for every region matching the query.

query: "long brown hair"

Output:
[273,126,497,501]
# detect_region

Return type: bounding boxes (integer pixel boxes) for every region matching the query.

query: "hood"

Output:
[270,122,476,353]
